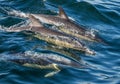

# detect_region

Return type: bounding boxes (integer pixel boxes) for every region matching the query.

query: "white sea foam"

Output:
[0,53,22,61]
[0,6,29,18]
[8,9,28,18]
[0,25,9,32]
[85,28,98,38]
[0,7,30,32]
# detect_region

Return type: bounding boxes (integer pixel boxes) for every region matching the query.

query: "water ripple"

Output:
[0,0,120,84]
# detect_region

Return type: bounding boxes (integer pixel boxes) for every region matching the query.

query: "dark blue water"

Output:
[0,0,120,84]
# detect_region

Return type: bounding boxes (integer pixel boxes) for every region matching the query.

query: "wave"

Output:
[1,0,119,26]
[0,0,47,13]
[66,1,120,25]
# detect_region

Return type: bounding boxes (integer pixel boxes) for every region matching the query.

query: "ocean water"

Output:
[0,0,120,84]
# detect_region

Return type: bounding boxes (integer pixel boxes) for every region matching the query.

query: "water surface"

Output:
[0,0,120,84]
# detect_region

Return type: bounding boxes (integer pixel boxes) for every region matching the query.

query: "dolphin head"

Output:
[71,39,95,55]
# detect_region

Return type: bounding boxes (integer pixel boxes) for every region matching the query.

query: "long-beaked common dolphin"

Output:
[6,51,85,77]
[44,45,82,62]
[32,6,103,43]
[33,44,82,63]
[6,15,95,55]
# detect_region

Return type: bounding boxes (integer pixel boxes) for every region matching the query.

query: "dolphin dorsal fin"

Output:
[29,14,43,27]
[59,6,69,20]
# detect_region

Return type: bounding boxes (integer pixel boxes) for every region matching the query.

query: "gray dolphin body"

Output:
[32,7,103,43]
[6,15,95,55]
[6,51,84,77]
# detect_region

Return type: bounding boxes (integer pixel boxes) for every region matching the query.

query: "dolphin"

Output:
[33,44,82,63]
[32,6,103,43]
[5,51,85,77]
[44,45,82,62]
[6,15,95,55]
